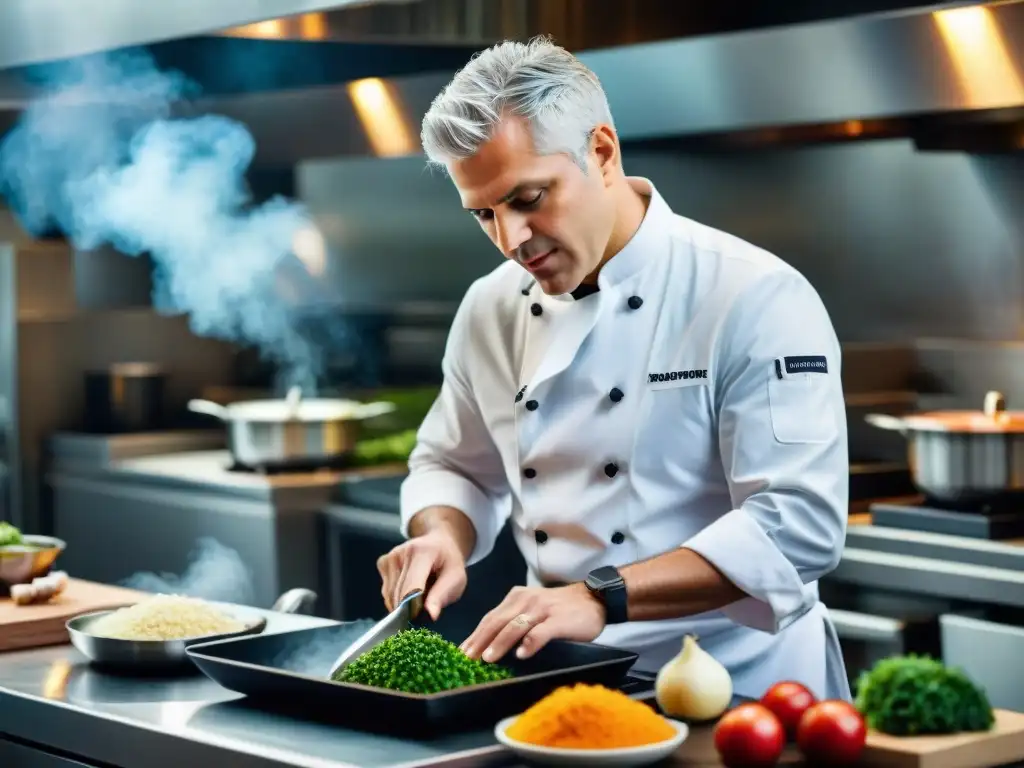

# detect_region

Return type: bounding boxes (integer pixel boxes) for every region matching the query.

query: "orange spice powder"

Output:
[506,683,677,749]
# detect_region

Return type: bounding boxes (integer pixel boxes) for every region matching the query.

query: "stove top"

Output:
[50,430,405,495]
[870,498,1024,539]
[49,429,226,467]
[107,450,346,489]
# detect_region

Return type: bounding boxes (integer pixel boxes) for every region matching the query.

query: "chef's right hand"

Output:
[377,530,467,621]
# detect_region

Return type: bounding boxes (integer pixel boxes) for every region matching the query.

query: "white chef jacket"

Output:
[400,177,851,702]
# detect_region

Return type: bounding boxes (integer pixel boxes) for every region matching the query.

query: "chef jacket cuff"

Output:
[400,470,500,566]
[682,508,812,634]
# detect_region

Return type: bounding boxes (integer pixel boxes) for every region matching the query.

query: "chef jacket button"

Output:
[611,531,626,545]
[523,467,537,479]
[525,399,539,411]
[531,303,543,316]
[604,462,619,478]
[609,387,624,403]
[535,530,549,544]
[627,295,643,310]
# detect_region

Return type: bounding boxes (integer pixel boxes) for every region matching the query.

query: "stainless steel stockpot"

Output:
[865,390,1024,504]
[188,386,395,468]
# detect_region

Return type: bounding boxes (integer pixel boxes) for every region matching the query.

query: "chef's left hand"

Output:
[460,583,606,663]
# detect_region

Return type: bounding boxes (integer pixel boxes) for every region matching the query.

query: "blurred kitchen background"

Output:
[1,0,1024,706]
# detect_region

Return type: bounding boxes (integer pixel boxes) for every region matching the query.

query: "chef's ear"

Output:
[589,123,619,185]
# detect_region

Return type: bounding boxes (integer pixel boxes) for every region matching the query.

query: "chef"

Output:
[377,36,851,702]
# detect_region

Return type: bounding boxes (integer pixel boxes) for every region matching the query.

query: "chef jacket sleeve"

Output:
[681,268,849,634]
[399,281,511,566]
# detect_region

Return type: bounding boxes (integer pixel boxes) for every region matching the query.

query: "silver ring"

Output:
[512,613,532,629]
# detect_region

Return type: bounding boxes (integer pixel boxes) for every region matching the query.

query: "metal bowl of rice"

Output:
[66,588,316,672]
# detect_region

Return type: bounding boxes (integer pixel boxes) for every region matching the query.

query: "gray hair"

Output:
[420,36,614,172]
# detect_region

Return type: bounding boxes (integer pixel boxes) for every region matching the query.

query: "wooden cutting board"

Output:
[665,713,1024,767]
[0,578,147,653]
[859,710,1024,768]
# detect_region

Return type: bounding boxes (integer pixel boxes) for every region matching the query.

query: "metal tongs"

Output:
[327,590,425,680]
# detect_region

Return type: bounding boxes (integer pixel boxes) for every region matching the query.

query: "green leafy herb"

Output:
[351,430,418,467]
[855,655,995,736]
[0,522,22,547]
[331,627,514,694]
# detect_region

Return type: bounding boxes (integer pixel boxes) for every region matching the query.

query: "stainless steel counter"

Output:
[0,610,504,768]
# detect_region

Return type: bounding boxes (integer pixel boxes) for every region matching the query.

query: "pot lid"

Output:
[900,391,1024,433]
[188,386,397,423]
[225,398,370,421]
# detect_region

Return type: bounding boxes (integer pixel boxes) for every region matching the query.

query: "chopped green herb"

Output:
[0,522,22,547]
[332,627,514,694]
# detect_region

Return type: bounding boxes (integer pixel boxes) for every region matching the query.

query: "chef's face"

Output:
[450,116,619,295]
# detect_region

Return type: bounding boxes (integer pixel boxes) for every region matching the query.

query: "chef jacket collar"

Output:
[596,176,672,290]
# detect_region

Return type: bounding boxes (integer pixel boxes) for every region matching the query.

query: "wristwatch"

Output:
[585,565,629,624]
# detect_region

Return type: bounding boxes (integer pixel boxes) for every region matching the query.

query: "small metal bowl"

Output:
[67,588,317,673]
[0,535,66,588]
[67,607,268,672]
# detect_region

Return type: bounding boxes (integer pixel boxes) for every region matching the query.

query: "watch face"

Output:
[588,565,622,589]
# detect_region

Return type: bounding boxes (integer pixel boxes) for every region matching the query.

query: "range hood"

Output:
[213,0,1024,160]
[0,0,1022,160]
[0,0,949,73]
[0,0,438,71]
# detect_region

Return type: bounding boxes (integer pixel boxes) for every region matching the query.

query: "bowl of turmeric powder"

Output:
[494,683,688,766]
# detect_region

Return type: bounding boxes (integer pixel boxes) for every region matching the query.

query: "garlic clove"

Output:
[655,634,733,721]
[31,576,57,602]
[49,571,69,594]
[11,583,37,605]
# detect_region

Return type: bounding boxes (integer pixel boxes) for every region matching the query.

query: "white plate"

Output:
[494,715,689,767]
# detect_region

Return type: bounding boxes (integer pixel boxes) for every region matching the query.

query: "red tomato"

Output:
[796,700,867,765]
[760,681,816,738]
[713,703,786,768]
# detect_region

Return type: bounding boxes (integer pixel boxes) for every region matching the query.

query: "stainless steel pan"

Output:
[865,390,1024,504]
[187,386,395,469]
[67,588,317,672]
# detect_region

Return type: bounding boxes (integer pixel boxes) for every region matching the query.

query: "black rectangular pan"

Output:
[187,612,639,737]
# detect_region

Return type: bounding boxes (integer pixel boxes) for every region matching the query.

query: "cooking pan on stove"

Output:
[187,385,395,469]
[865,389,1024,504]
[186,611,639,737]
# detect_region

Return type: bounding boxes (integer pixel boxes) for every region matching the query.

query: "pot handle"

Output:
[984,390,1006,418]
[284,385,303,418]
[351,401,398,420]
[187,399,230,420]
[271,588,317,615]
[864,413,908,434]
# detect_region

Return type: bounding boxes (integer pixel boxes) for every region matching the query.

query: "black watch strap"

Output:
[585,566,629,624]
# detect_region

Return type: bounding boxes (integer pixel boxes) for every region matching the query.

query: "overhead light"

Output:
[933,5,1024,109]
[346,77,418,157]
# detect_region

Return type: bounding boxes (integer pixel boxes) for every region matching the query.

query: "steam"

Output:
[0,50,339,391]
[272,619,377,677]
[119,537,255,606]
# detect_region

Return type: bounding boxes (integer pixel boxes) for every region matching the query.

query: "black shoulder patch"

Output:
[783,355,828,374]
